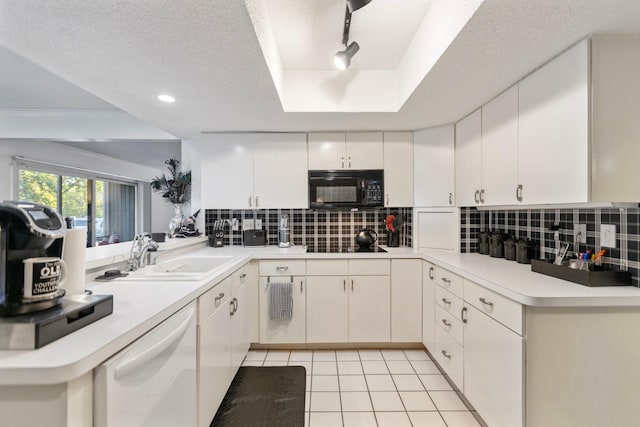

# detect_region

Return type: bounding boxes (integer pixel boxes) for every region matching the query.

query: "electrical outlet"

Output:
[601,224,616,248]
[574,224,586,244]
[242,219,254,230]
[255,219,262,229]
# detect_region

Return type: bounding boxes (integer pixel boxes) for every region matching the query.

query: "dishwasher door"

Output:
[94,301,197,427]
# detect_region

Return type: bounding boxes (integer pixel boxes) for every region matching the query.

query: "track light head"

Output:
[333,41,360,71]
[347,0,373,12]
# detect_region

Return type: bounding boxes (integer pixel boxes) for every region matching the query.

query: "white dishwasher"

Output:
[94,301,197,427]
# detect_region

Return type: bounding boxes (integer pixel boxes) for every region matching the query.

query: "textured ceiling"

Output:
[1,0,640,138]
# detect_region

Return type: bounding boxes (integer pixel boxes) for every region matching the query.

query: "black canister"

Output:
[516,238,536,264]
[478,231,490,255]
[489,232,504,258]
[504,236,517,261]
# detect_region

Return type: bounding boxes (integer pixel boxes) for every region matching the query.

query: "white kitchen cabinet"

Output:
[463,303,524,427]
[413,125,455,207]
[259,274,306,344]
[383,132,413,206]
[391,259,422,342]
[415,209,458,251]
[454,109,482,206]
[422,261,436,352]
[230,265,252,374]
[518,39,589,205]
[481,85,519,205]
[306,275,349,343]
[348,275,390,342]
[198,133,308,209]
[308,132,383,170]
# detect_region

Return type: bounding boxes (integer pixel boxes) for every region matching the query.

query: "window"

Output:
[18,168,137,247]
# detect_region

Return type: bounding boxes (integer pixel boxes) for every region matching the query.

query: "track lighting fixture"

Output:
[333,1,371,71]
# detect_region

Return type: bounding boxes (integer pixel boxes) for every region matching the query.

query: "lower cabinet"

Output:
[306,275,349,343]
[422,261,436,352]
[348,275,390,342]
[197,265,253,427]
[391,259,422,342]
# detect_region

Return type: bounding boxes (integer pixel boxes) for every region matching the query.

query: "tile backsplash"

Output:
[460,207,640,287]
[205,208,413,251]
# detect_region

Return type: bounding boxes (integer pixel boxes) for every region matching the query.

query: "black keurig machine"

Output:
[0,200,67,316]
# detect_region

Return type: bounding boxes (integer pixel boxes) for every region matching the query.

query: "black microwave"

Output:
[309,170,384,209]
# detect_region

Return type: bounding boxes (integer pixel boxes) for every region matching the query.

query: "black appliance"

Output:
[355,229,377,250]
[0,200,66,316]
[306,246,387,253]
[309,170,384,209]
[243,229,267,247]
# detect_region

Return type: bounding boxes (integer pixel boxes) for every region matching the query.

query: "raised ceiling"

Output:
[1,0,640,138]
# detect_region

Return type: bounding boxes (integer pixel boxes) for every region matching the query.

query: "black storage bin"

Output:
[478,231,490,255]
[489,233,504,258]
[504,237,516,261]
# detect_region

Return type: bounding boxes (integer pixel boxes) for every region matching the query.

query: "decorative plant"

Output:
[150,158,191,204]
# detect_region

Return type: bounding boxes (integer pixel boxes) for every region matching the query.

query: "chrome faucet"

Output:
[126,233,159,271]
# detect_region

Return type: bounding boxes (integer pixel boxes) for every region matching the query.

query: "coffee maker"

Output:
[0,200,66,316]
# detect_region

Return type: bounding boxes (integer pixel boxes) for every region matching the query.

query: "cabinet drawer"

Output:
[259,260,305,276]
[434,324,464,390]
[435,285,464,317]
[436,305,463,345]
[231,264,251,294]
[349,259,390,275]
[306,259,349,276]
[434,266,463,297]
[199,277,232,324]
[464,279,523,335]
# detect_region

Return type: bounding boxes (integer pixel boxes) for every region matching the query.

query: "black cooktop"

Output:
[306,246,387,253]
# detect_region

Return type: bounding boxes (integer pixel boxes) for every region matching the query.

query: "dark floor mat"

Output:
[210,366,306,427]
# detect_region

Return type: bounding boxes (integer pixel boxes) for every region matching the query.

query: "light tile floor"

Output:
[242,349,482,427]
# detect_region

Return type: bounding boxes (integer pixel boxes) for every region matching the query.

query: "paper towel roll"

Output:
[61,228,87,296]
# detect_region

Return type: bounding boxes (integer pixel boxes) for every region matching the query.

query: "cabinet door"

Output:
[391,260,422,342]
[464,304,524,427]
[308,133,345,169]
[518,39,589,204]
[422,262,436,352]
[348,275,390,342]
[198,306,232,427]
[259,276,306,344]
[231,278,251,375]
[253,133,308,208]
[306,276,348,343]
[413,125,455,207]
[383,132,413,207]
[197,134,254,209]
[455,109,482,206]
[482,85,519,205]
[346,132,384,169]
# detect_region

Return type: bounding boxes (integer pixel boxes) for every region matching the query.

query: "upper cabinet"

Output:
[518,40,589,205]
[413,125,455,207]
[455,109,482,206]
[198,133,308,209]
[308,132,383,170]
[383,132,413,207]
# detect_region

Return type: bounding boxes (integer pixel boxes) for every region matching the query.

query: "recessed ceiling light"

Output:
[157,94,176,103]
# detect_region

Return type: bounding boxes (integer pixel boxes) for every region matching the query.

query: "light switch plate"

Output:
[255,219,262,229]
[242,219,254,230]
[574,224,586,244]
[601,224,616,248]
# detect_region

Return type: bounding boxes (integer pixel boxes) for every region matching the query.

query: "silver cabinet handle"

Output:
[348,156,351,168]
[255,196,259,207]
[441,298,451,305]
[441,319,452,327]
[461,306,468,323]
[441,350,452,359]
[480,189,485,203]
[428,267,434,280]
[441,278,451,286]
[516,184,523,202]
[215,292,225,304]
[474,190,480,203]
[300,280,303,292]
[248,196,252,207]
[351,279,354,292]
[386,194,389,205]
[239,273,247,281]
[479,297,494,308]
[230,299,235,315]
[448,192,452,205]
[276,266,289,272]
[234,298,238,314]
[343,279,346,291]
[341,155,345,168]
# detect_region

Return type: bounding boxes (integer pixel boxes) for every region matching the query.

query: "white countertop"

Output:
[1,244,639,386]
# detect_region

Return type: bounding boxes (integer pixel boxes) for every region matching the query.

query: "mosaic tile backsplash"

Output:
[460,206,640,287]
[205,208,413,251]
